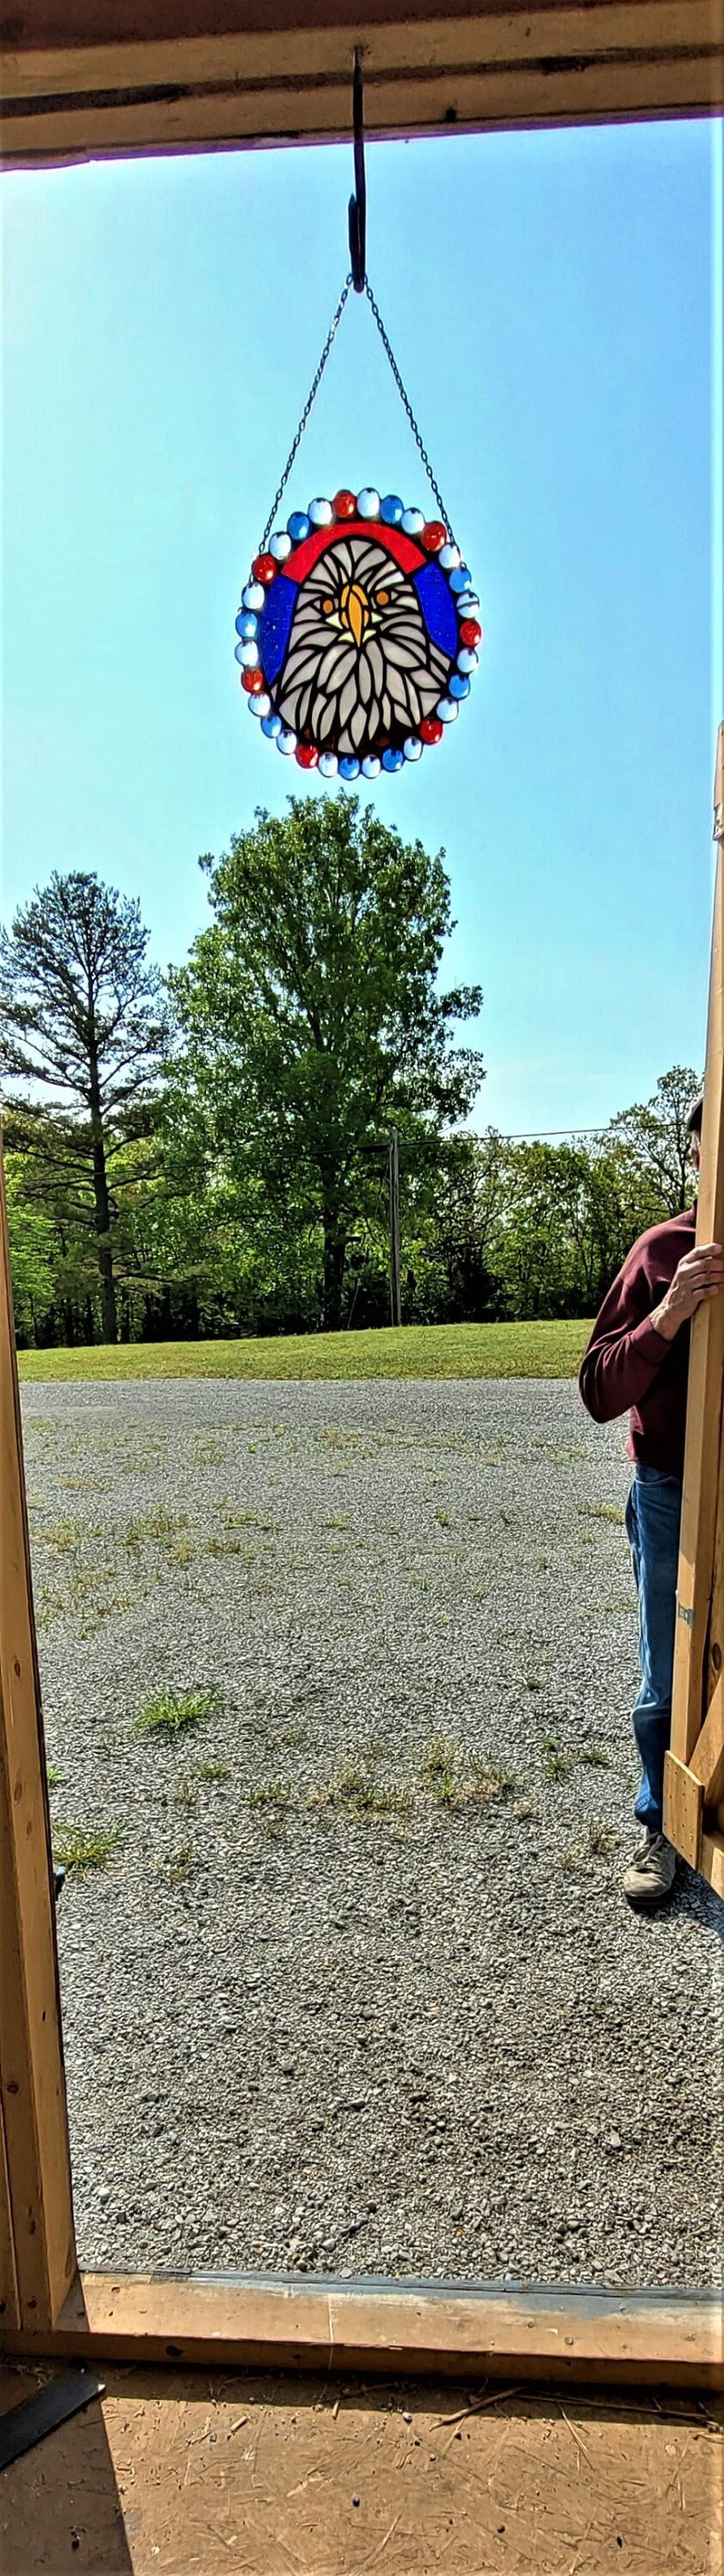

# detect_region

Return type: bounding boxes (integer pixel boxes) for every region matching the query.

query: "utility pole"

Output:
[388,1129,402,1326]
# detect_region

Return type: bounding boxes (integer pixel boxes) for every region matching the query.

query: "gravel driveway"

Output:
[22,1376,723,2291]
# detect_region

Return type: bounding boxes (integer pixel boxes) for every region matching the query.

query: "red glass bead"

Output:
[333,489,357,520]
[295,745,318,768]
[242,666,264,695]
[460,618,482,649]
[421,521,447,553]
[252,552,276,584]
[419,716,443,746]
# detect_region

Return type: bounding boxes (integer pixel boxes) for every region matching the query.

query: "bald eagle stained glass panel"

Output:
[235,489,481,779]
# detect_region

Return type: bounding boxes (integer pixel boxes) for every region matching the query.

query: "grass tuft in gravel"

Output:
[308,1757,413,1825]
[421,1736,517,1810]
[561,1821,621,1873]
[136,1685,222,1736]
[543,1736,612,1783]
[53,1823,119,1874]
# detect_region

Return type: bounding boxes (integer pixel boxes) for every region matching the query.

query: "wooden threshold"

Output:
[3,2269,722,2391]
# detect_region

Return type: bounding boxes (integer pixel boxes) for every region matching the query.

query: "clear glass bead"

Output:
[357,489,380,519]
[318,753,339,778]
[438,544,460,570]
[457,648,479,675]
[361,756,381,778]
[249,693,272,718]
[403,737,423,761]
[308,497,334,526]
[401,508,424,535]
[270,531,292,562]
[437,698,459,723]
[242,582,265,613]
[276,727,297,755]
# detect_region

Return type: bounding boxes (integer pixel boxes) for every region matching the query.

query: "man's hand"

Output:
[651,1242,724,1341]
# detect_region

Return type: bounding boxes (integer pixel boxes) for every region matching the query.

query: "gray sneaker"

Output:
[622,1829,677,1912]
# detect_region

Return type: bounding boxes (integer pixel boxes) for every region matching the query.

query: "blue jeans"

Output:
[625,1464,683,1833]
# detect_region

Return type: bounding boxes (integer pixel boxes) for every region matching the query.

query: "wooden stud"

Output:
[0,1149,78,2329]
[688,1670,724,1811]
[670,734,724,1771]
[662,1751,704,1868]
[698,1826,724,1900]
[0,2089,20,2334]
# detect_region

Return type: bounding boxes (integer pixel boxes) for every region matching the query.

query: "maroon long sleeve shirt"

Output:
[578,1208,695,1474]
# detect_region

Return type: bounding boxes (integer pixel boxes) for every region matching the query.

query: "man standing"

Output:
[579,1094,724,1911]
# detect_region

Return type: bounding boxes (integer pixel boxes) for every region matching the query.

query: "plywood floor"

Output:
[1,2362,722,2575]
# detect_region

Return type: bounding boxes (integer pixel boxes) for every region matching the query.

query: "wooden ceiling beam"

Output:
[2,3,722,170]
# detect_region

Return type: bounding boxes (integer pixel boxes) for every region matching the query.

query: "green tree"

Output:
[170,795,485,1331]
[605,1065,702,1217]
[0,873,168,1342]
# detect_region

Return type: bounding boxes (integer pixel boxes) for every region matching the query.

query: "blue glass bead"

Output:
[382,747,405,771]
[287,512,310,543]
[242,582,265,613]
[401,508,424,536]
[357,489,380,520]
[437,698,459,723]
[450,566,471,594]
[403,737,423,761]
[270,531,292,562]
[249,693,272,718]
[235,610,258,640]
[338,756,361,779]
[438,543,460,571]
[380,495,404,526]
[450,673,471,700]
[276,727,297,756]
[318,753,338,778]
[457,647,479,675]
[308,497,334,527]
[361,756,381,778]
[261,713,282,737]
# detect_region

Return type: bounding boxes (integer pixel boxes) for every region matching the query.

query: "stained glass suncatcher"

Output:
[235,489,482,778]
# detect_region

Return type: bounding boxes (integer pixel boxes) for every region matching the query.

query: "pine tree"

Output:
[0,872,167,1342]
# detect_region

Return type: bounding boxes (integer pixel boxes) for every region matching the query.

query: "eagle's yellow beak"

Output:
[340,580,368,648]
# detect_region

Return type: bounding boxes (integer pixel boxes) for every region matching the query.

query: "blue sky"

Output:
[2,117,721,1136]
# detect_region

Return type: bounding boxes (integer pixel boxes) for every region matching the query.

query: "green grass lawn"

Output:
[17,1317,592,1384]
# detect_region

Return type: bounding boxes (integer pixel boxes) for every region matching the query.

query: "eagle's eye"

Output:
[322,596,336,614]
[376,588,389,608]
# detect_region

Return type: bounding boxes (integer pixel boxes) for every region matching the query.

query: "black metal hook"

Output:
[347,50,367,293]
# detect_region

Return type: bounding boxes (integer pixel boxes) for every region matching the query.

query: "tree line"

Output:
[0,795,701,1348]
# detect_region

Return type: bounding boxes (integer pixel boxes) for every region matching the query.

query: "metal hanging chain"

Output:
[259,271,458,554]
[362,278,457,546]
[260,273,354,550]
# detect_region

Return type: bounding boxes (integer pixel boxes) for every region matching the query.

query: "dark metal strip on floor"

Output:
[0,2368,105,2472]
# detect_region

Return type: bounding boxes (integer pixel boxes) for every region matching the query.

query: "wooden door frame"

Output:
[664,726,724,1895]
[1,31,722,2376]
